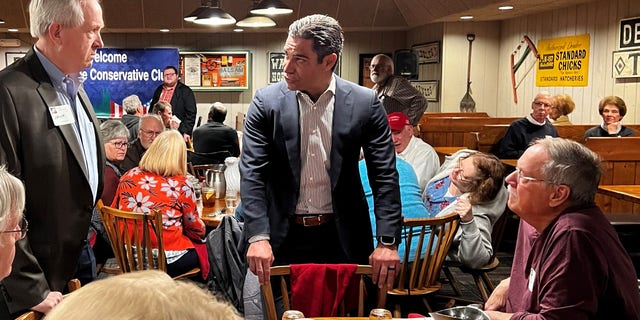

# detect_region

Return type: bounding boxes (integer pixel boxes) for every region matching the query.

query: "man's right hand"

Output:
[31,291,63,314]
[247,240,274,285]
[484,277,510,311]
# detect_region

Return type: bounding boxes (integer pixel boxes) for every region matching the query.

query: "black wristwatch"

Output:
[377,236,396,246]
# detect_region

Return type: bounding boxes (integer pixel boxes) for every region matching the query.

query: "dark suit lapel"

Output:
[280,86,301,189]
[36,82,88,180]
[330,77,353,190]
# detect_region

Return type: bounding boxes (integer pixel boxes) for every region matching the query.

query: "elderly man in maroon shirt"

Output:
[484,138,640,320]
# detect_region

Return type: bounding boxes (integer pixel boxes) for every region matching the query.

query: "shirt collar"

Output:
[34,45,81,95]
[526,114,547,126]
[297,74,336,100]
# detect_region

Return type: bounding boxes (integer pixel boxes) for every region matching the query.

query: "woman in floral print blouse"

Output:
[113,130,205,278]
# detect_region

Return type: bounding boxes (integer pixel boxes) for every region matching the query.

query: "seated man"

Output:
[359,157,427,262]
[388,112,439,192]
[119,114,164,173]
[485,138,640,319]
[192,102,240,157]
[496,91,558,159]
[120,94,144,141]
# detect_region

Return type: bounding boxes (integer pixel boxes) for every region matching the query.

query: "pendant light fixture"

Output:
[184,0,236,26]
[250,0,293,15]
[236,0,277,28]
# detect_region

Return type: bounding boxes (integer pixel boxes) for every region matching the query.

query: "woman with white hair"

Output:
[0,165,26,280]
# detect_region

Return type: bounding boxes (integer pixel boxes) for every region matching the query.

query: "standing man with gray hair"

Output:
[241,14,401,294]
[370,54,427,126]
[120,94,144,140]
[0,0,105,316]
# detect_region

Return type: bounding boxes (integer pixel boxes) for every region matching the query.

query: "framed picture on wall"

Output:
[358,53,391,88]
[412,42,440,64]
[268,52,285,84]
[411,80,439,102]
[4,52,27,66]
[179,51,250,91]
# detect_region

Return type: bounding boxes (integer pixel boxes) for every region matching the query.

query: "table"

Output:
[597,185,640,205]
[434,146,467,164]
[199,198,228,227]
[500,159,517,168]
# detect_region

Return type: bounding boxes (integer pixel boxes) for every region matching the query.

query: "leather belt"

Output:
[293,214,333,227]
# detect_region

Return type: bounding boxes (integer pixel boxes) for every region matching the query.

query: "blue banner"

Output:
[81,48,179,118]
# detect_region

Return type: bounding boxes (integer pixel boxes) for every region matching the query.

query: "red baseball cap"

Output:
[387,112,411,131]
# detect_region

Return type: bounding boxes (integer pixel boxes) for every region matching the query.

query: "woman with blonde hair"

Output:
[44,270,242,320]
[112,130,205,278]
[0,166,27,280]
[550,93,575,125]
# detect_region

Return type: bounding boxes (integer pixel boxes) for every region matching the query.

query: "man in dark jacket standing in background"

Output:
[151,66,197,141]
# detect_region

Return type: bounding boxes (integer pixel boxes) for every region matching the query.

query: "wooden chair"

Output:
[386,212,460,317]
[261,264,386,320]
[96,200,200,280]
[442,208,510,303]
[14,279,82,320]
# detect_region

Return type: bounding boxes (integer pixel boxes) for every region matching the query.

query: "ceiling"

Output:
[0,0,598,34]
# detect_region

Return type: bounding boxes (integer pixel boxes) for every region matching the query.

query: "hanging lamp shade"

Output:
[185,0,236,26]
[250,0,293,15]
[236,13,276,28]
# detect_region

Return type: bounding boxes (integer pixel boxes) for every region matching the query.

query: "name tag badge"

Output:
[528,268,536,292]
[49,104,75,126]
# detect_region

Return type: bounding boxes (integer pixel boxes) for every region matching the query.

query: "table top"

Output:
[500,159,517,167]
[434,146,467,156]
[597,185,640,205]
[199,198,227,227]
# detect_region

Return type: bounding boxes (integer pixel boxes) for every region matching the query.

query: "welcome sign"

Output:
[535,34,590,87]
[81,48,179,118]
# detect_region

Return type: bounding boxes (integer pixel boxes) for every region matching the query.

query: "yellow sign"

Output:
[536,34,590,87]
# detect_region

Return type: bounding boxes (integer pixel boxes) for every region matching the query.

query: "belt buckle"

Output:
[302,215,320,227]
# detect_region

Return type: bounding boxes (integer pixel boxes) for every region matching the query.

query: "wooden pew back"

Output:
[585,137,640,214]
[418,117,519,147]
[466,124,640,153]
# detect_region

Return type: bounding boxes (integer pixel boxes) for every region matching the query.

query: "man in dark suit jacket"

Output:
[241,14,402,290]
[192,102,240,157]
[0,0,105,316]
[150,66,197,139]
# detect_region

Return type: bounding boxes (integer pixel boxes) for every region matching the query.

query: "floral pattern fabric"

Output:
[113,167,205,251]
[424,177,457,217]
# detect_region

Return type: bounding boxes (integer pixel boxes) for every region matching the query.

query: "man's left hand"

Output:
[369,244,400,289]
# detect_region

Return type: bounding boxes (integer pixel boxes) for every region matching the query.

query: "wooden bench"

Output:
[585,137,640,215]
[422,112,489,118]
[418,116,520,148]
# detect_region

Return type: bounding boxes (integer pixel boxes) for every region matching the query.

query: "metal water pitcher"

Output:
[205,164,226,199]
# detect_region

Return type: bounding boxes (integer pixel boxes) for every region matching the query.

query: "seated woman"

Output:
[584,96,635,139]
[423,150,507,268]
[113,130,206,278]
[91,120,130,265]
[550,94,575,125]
[359,157,427,262]
[0,166,26,280]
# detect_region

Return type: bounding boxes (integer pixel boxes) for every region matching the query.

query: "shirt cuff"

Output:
[248,234,270,243]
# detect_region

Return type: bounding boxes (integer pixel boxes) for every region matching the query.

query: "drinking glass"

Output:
[282,310,304,320]
[225,191,239,214]
[369,308,392,320]
[202,186,216,213]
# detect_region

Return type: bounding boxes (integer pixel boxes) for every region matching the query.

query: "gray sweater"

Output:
[427,149,508,268]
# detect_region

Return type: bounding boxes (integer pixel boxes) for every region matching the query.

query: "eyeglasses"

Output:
[139,129,163,138]
[454,157,479,182]
[109,141,128,149]
[532,101,552,108]
[1,217,28,240]
[514,167,547,183]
